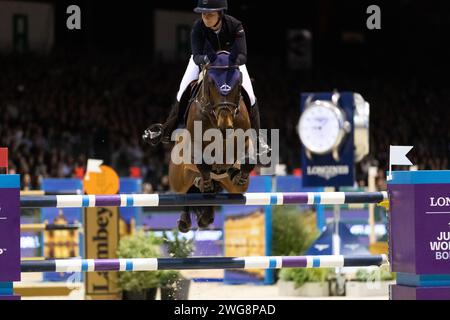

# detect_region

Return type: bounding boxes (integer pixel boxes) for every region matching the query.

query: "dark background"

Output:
[50,0,450,69]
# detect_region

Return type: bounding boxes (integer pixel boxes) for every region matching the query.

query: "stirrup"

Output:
[142,124,164,146]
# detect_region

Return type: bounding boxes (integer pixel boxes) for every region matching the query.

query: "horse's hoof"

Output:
[177,211,191,233]
[197,215,214,228]
[177,219,191,233]
[196,207,215,228]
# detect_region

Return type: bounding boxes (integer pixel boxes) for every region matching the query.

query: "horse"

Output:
[168,52,256,232]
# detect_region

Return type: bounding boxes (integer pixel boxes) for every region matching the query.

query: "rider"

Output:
[143,0,270,156]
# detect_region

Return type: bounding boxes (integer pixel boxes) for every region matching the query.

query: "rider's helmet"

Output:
[194,0,228,13]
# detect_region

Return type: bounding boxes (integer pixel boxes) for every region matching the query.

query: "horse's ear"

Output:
[239,70,243,86]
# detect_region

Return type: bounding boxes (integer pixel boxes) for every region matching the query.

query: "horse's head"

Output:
[202,52,242,133]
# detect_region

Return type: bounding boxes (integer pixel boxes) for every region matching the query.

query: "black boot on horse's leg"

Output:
[229,162,255,186]
[177,206,192,233]
[143,85,194,146]
[249,101,272,164]
[143,101,180,146]
[197,163,214,193]
[193,164,215,228]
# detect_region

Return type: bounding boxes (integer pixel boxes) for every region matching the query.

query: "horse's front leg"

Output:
[196,163,214,193]
[229,162,255,186]
[229,137,256,186]
[193,164,215,228]
[197,164,214,193]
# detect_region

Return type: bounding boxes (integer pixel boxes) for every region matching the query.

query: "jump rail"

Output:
[20,192,388,208]
[20,190,82,196]
[20,224,82,232]
[20,255,388,272]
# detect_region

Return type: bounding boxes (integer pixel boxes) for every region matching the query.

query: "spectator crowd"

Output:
[1,50,449,191]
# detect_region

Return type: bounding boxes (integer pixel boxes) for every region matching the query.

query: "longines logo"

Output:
[306,165,349,180]
[430,197,450,207]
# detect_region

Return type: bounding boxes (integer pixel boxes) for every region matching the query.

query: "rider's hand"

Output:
[202,55,211,65]
[207,52,217,64]
[229,45,239,65]
[205,41,217,64]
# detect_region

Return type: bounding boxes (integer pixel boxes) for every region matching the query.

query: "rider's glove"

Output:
[205,41,217,64]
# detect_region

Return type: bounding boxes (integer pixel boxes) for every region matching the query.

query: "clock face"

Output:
[299,105,341,154]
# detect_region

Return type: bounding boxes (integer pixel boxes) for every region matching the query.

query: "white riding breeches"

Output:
[176,55,256,106]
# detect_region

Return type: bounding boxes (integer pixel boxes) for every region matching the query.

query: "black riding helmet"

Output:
[194,0,228,13]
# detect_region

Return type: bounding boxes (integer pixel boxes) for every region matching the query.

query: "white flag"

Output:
[85,159,103,181]
[388,146,413,180]
[390,146,413,165]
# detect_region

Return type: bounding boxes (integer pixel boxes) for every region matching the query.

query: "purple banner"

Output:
[391,285,450,300]
[0,295,21,300]
[0,188,21,282]
[415,184,450,274]
[390,183,450,274]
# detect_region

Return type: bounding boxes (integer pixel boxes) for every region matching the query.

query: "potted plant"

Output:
[117,231,162,300]
[345,264,396,297]
[159,229,195,300]
[278,267,333,297]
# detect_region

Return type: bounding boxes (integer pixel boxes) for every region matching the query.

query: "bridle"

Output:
[197,64,242,126]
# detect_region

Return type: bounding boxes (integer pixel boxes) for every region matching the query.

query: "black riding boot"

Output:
[249,101,271,159]
[143,100,180,146]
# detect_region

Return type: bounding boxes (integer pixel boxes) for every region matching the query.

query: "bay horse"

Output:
[169,52,256,233]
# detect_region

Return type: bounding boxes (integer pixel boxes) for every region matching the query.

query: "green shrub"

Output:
[354,269,371,282]
[279,268,333,288]
[354,265,396,282]
[116,231,162,292]
[272,206,318,256]
[159,229,196,287]
[271,207,319,281]
[162,229,195,258]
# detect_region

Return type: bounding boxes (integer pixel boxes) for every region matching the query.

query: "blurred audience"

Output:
[1,50,448,190]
